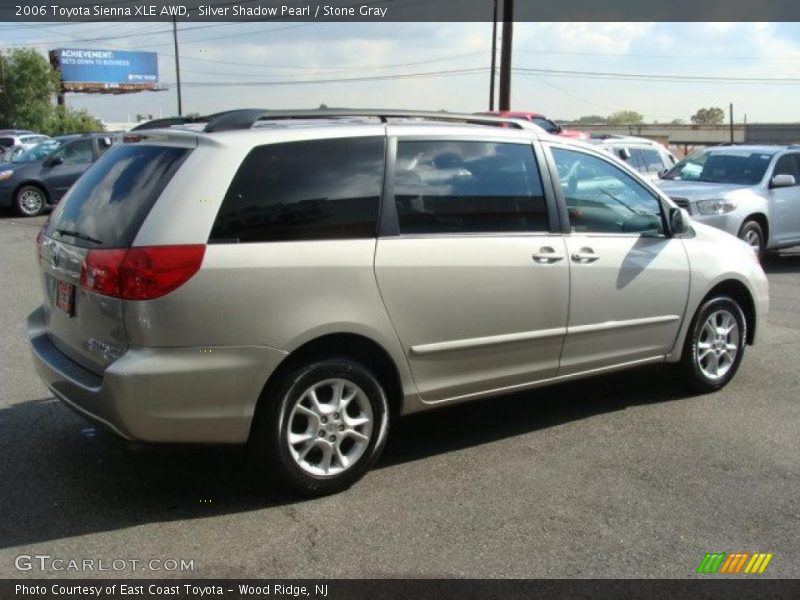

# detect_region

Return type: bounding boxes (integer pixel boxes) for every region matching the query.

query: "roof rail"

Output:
[197,108,538,133]
[130,109,267,132]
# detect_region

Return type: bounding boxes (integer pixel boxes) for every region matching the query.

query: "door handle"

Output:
[571,247,600,263]
[532,247,565,263]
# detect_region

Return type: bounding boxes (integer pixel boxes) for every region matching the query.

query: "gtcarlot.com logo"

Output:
[696,552,774,574]
[15,554,195,572]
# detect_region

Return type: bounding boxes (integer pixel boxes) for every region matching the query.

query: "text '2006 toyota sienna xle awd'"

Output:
[28,109,768,496]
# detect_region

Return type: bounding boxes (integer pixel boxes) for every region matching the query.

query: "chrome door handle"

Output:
[532,247,565,263]
[571,247,600,263]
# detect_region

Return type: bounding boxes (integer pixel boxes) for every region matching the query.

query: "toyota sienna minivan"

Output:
[28,109,768,496]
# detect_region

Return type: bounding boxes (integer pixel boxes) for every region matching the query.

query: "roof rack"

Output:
[131,108,265,131]
[133,109,539,133]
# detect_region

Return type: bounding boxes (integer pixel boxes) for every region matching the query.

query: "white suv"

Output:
[591,135,677,182]
[28,110,768,496]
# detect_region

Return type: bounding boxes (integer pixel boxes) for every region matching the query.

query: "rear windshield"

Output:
[46,144,190,249]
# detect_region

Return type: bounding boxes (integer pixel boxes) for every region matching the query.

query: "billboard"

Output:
[50,49,159,93]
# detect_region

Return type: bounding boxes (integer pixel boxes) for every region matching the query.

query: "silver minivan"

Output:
[28,110,769,496]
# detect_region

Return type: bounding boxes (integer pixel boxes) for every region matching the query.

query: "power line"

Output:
[180,67,487,87]
[515,48,800,61]
[174,51,489,77]
[513,67,800,85]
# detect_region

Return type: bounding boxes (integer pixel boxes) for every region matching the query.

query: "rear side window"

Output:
[639,148,666,173]
[46,144,190,249]
[210,137,385,243]
[394,140,547,234]
[0,137,13,148]
[774,154,800,181]
[21,135,47,145]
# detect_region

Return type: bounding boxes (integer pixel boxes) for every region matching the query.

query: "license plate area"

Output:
[55,280,75,316]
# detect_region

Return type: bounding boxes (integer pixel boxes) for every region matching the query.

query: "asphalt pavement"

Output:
[0,211,798,579]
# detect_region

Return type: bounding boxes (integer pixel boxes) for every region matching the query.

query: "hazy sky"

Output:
[2,21,800,124]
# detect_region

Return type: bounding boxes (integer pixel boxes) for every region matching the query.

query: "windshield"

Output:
[662,148,776,185]
[531,117,559,134]
[13,139,62,163]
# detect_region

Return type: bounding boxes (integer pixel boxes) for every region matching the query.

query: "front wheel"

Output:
[15,185,47,217]
[678,296,747,394]
[738,220,765,257]
[252,358,390,496]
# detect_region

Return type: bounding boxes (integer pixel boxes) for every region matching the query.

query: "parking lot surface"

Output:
[0,212,798,578]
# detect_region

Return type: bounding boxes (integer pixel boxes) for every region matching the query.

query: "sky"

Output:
[2,21,800,124]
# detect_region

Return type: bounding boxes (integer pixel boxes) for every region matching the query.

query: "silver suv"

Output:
[657,145,800,256]
[28,110,768,496]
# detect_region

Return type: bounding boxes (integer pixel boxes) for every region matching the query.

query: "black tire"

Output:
[738,220,765,258]
[251,357,390,497]
[678,296,747,394]
[14,185,47,217]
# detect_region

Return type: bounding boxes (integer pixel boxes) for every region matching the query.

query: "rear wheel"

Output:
[14,185,47,217]
[251,357,389,496]
[738,220,765,257]
[678,296,747,393]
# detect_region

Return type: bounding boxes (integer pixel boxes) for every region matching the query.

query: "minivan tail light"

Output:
[80,245,205,300]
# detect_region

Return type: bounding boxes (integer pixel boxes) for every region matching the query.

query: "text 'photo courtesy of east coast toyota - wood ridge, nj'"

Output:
[0,1,799,599]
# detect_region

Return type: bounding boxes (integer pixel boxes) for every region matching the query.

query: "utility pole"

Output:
[498,0,514,111]
[489,0,498,111]
[173,16,183,116]
[0,50,9,124]
[729,102,734,144]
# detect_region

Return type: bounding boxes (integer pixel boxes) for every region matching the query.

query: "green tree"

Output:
[691,107,725,125]
[0,47,103,135]
[606,110,644,125]
[46,106,103,135]
[670,118,684,125]
[573,114,608,125]
[0,48,59,131]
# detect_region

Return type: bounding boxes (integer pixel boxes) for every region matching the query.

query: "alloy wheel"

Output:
[18,188,44,216]
[285,378,374,477]
[743,229,761,252]
[695,309,740,381]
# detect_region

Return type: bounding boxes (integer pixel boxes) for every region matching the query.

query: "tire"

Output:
[678,296,747,394]
[738,220,765,258]
[251,358,390,497]
[14,185,46,217]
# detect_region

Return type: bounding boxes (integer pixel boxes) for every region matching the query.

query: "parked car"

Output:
[28,109,767,496]
[657,144,800,256]
[0,133,117,216]
[2,145,29,163]
[481,111,589,140]
[0,130,50,152]
[591,135,677,182]
[0,132,51,163]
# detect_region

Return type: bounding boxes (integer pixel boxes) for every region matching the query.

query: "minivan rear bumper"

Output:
[27,306,287,444]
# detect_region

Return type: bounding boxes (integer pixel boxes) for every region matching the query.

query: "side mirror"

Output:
[668,207,690,236]
[44,156,63,167]
[618,148,632,161]
[658,168,668,179]
[770,174,796,188]
[554,124,563,134]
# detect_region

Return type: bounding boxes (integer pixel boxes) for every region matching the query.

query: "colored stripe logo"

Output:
[697,552,774,574]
